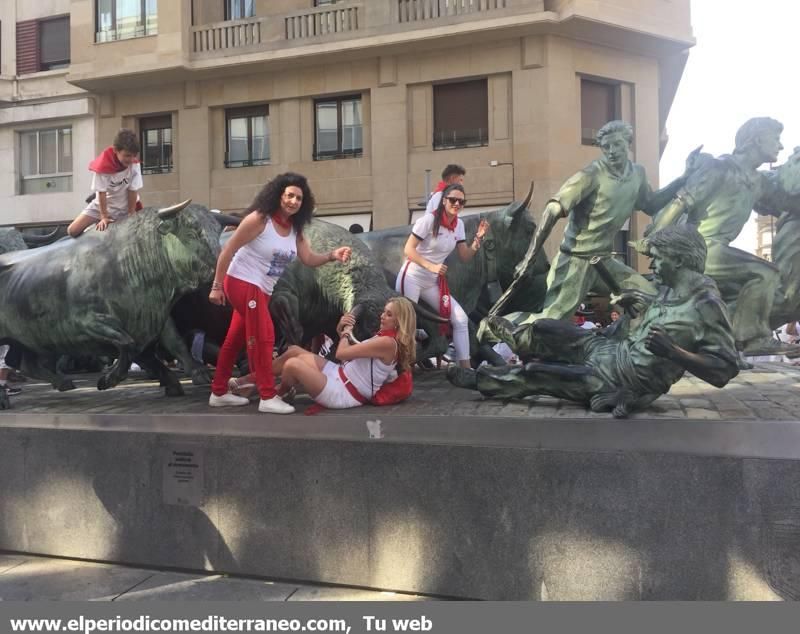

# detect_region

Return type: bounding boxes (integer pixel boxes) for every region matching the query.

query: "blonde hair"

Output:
[387,297,417,372]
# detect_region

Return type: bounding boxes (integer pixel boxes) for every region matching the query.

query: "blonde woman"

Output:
[272,297,417,410]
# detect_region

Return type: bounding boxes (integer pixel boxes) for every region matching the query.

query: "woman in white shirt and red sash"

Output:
[396,184,489,368]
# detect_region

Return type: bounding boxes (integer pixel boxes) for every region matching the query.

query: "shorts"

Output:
[81,206,128,221]
[314,361,362,410]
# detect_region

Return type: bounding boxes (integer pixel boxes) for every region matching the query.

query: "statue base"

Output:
[1,366,800,600]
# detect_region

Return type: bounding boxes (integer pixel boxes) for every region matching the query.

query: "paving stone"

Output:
[679,398,714,409]
[0,559,155,601]
[288,586,431,601]
[683,408,721,420]
[114,572,297,601]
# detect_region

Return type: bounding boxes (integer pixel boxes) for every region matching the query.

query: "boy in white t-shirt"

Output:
[425,164,466,214]
[67,128,144,237]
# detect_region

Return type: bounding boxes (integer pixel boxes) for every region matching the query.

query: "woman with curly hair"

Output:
[208,172,351,414]
[271,297,416,410]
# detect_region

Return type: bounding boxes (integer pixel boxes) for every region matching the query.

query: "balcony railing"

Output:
[285,4,362,41]
[192,17,265,54]
[397,0,507,23]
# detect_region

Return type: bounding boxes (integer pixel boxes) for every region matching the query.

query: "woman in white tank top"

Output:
[271,297,417,411]
[207,173,352,414]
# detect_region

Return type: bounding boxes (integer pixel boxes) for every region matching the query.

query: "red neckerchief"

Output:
[434,180,447,193]
[271,212,292,230]
[440,209,458,232]
[88,146,138,174]
[377,329,397,338]
[438,275,452,336]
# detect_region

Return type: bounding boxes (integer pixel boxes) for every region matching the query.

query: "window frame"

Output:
[38,15,71,71]
[139,114,173,175]
[96,0,158,43]
[432,78,489,151]
[580,77,622,146]
[224,0,255,21]
[19,126,73,195]
[225,105,270,168]
[313,94,363,161]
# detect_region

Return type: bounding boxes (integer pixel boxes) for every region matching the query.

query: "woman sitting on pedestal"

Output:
[272,297,416,411]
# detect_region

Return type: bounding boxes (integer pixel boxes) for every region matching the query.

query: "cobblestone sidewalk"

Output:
[3,361,800,421]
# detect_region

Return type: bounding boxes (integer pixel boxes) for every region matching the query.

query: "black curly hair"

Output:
[432,183,465,237]
[246,172,316,232]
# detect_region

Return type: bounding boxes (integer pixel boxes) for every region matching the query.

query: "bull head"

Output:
[157,199,192,235]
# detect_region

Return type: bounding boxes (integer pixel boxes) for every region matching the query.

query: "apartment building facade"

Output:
[3,0,693,266]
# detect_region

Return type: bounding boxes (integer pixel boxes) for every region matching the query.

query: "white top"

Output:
[228,218,298,295]
[399,212,465,283]
[425,190,444,214]
[84,164,144,220]
[342,336,397,398]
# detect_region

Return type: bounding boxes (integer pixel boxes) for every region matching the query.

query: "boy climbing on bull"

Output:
[68,128,143,238]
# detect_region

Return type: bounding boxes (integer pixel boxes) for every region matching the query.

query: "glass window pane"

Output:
[97,0,113,33]
[117,0,143,37]
[39,130,58,175]
[59,128,72,173]
[40,17,70,67]
[162,129,173,168]
[228,117,249,164]
[20,132,38,177]
[144,129,160,168]
[244,0,255,17]
[316,102,339,154]
[341,99,362,152]
[145,0,158,34]
[251,115,269,162]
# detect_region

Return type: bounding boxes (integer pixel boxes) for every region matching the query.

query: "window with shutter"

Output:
[580,78,621,145]
[433,79,489,150]
[15,20,39,75]
[39,16,70,70]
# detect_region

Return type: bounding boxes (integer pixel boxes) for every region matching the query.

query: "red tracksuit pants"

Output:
[211,275,276,400]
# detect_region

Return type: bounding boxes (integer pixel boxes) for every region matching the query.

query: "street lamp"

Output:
[489,160,514,200]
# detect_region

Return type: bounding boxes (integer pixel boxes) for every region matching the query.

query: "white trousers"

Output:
[396,263,470,361]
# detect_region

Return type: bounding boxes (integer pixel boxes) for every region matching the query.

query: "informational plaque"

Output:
[162,443,205,506]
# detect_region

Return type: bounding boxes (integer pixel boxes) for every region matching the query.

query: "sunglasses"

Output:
[445,196,467,207]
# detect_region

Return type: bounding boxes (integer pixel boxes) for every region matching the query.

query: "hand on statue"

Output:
[332,246,352,263]
[610,288,651,312]
[430,262,448,276]
[209,289,226,306]
[476,219,490,239]
[96,217,113,231]
[645,325,677,359]
[337,313,356,336]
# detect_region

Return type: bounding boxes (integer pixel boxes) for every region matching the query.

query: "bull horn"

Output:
[412,300,449,324]
[157,199,192,220]
[522,181,534,209]
[21,227,61,246]
[213,213,242,227]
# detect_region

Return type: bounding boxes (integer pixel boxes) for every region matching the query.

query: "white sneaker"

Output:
[258,396,295,414]
[209,392,250,407]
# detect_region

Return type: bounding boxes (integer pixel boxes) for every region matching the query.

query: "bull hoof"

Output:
[56,379,76,392]
[165,384,184,397]
[97,374,120,390]
[191,367,212,386]
[446,365,478,390]
[0,390,10,410]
